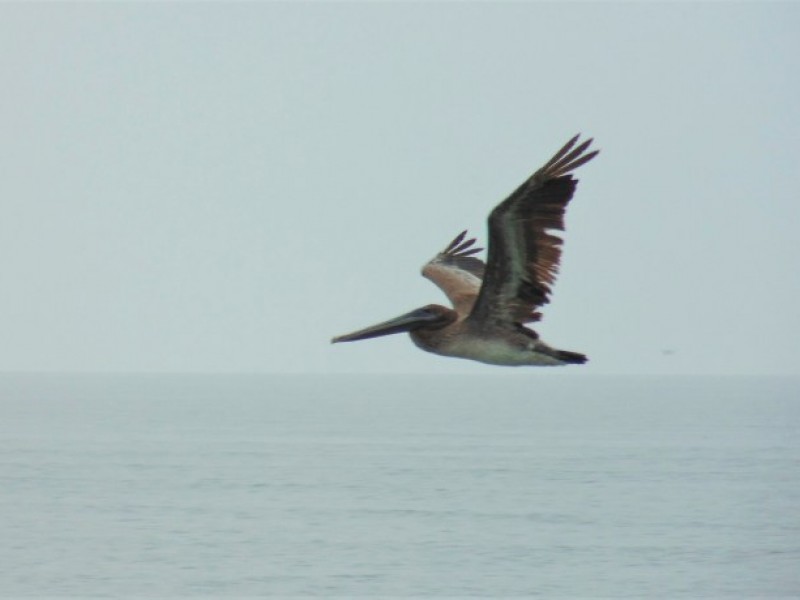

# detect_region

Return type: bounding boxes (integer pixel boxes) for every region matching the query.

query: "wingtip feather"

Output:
[443,230,468,253]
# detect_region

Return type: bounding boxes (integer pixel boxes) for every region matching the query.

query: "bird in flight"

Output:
[332,134,599,366]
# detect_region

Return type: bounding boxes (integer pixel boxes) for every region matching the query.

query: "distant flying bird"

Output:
[332,134,599,366]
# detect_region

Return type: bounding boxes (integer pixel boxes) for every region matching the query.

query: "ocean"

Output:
[1,374,798,597]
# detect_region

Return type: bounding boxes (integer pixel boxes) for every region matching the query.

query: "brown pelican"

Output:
[332,134,598,366]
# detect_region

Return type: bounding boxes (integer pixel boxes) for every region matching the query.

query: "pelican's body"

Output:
[333,135,599,367]
[411,325,575,367]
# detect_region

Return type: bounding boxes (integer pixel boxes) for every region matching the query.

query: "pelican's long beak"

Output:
[331,307,439,343]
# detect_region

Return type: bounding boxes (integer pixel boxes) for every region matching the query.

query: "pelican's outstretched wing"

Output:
[467,135,598,326]
[422,231,485,317]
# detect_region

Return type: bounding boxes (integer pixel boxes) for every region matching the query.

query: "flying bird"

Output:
[332,134,599,366]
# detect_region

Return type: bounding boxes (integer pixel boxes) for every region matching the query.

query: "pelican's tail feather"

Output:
[554,349,588,364]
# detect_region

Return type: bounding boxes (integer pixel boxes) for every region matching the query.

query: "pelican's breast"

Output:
[411,325,568,367]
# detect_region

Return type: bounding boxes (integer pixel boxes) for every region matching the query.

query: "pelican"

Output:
[332,134,598,366]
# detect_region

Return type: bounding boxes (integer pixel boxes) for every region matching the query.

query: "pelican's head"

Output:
[332,304,455,344]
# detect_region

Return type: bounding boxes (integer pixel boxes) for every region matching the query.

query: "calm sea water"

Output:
[0,374,798,597]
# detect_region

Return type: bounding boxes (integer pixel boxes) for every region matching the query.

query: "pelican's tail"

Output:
[554,349,588,364]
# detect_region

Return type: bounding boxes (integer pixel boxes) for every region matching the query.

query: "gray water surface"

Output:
[1,374,798,597]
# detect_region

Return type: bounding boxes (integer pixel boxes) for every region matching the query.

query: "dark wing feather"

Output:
[437,230,486,278]
[422,231,486,316]
[466,134,598,326]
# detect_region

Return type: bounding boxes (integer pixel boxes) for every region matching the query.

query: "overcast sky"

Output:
[1,3,798,375]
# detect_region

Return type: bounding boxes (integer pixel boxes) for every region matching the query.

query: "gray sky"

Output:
[1,3,798,375]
